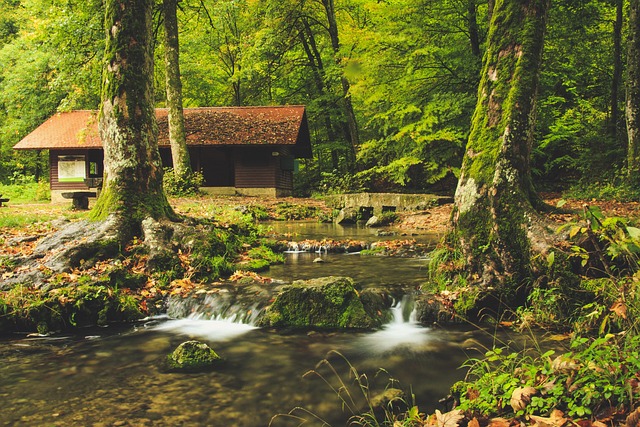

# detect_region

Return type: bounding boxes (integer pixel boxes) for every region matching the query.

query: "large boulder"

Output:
[335,208,359,225]
[260,276,384,329]
[166,340,221,372]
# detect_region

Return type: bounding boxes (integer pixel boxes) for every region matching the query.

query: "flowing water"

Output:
[2,222,519,426]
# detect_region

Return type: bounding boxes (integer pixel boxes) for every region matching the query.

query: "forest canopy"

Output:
[0,0,632,198]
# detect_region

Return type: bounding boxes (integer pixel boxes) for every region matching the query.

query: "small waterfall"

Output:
[388,295,419,325]
[154,291,265,341]
[282,239,368,254]
[358,295,431,353]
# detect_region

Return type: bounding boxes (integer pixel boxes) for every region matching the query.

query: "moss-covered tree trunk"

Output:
[627,0,640,184]
[92,0,173,235]
[450,0,550,287]
[163,0,192,180]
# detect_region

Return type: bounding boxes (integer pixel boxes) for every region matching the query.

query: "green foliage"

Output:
[246,246,284,265]
[564,178,640,203]
[457,334,640,419]
[0,181,50,203]
[0,281,143,334]
[162,168,204,196]
[0,0,102,182]
[315,171,370,196]
[534,1,623,188]
[274,202,320,220]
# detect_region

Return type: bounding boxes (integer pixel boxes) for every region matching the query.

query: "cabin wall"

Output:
[49,149,103,203]
[48,146,295,202]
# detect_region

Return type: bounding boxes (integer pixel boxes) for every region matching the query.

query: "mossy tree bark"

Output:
[91,0,173,237]
[450,0,550,288]
[163,0,192,180]
[627,0,640,185]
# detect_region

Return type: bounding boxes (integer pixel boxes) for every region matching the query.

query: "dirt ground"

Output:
[2,192,639,240]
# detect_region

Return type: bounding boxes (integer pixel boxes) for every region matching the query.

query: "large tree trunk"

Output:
[163,0,192,179]
[628,0,640,184]
[451,0,550,287]
[92,0,173,235]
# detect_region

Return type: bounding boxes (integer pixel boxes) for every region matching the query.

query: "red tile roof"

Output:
[14,106,312,157]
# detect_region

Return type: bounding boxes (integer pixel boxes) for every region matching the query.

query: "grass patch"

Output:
[0,182,50,203]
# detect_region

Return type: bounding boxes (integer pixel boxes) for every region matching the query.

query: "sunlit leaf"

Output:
[434,409,463,427]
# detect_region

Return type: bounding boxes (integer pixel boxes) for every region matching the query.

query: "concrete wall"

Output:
[323,193,448,215]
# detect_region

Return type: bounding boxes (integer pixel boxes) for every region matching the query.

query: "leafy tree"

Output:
[0,0,103,182]
[627,0,640,184]
[347,0,483,190]
[534,0,624,187]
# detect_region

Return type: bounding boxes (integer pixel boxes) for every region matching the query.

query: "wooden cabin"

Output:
[14,106,312,202]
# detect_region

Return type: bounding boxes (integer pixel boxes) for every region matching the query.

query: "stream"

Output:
[1,222,520,426]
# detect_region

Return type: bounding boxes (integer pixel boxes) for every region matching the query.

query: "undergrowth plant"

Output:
[456,334,640,419]
[270,350,421,427]
[162,168,204,196]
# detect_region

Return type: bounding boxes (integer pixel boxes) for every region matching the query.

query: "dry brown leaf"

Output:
[468,417,481,427]
[488,417,510,427]
[610,300,628,319]
[466,388,480,401]
[435,409,464,427]
[529,409,567,427]
[625,407,640,427]
[510,386,537,411]
[551,355,580,373]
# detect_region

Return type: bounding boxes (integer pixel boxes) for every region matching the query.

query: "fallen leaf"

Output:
[468,417,480,427]
[529,409,567,427]
[435,409,464,427]
[510,386,537,411]
[551,355,580,373]
[610,300,627,319]
[488,417,510,427]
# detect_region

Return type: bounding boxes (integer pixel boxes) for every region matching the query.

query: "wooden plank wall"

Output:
[234,148,276,188]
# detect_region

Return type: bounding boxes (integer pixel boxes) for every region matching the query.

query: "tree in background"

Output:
[162,0,192,181]
[0,0,103,182]
[628,0,640,185]
[449,0,550,287]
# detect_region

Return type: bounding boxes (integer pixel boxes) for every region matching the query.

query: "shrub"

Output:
[457,334,640,419]
[163,168,204,196]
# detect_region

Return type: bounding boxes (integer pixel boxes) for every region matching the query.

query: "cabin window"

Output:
[58,155,86,182]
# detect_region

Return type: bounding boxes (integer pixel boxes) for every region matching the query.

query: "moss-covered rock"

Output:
[259,276,382,329]
[166,340,221,372]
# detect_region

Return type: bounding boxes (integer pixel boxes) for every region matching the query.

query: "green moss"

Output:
[0,282,143,335]
[452,287,481,316]
[166,340,221,372]
[261,276,381,329]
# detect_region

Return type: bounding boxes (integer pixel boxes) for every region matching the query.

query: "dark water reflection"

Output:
[268,252,430,289]
[1,321,510,427]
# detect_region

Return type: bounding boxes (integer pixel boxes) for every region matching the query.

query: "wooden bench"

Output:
[0,194,8,207]
[61,191,97,210]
